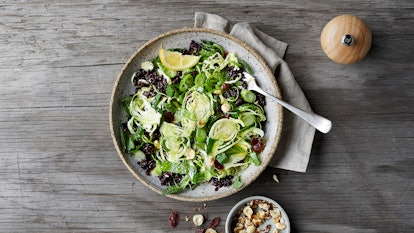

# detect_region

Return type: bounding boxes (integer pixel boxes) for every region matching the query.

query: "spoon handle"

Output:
[253,87,332,134]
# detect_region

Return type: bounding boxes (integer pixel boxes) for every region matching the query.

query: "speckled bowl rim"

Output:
[225,196,291,233]
[109,27,283,202]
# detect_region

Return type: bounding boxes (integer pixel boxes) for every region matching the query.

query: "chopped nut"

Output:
[221,102,232,113]
[251,216,262,226]
[232,199,287,233]
[193,214,204,226]
[205,228,217,233]
[243,206,253,218]
[246,225,256,233]
[185,216,190,221]
[270,209,280,218]
[234,225,244,233]
[258,202,270,211]
[244,219,253,228]
[251,200,259,208]
[273,216,281,223]
[257,210,266,219]
[273,174,279,182]
[275,222,286,230]
[154,140,160,149]
[185,148,196,160]
[239,217,246,224]
[213,89,222,95]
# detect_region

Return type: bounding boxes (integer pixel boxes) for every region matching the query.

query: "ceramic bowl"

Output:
[225,196,291,233]
[109,28,283,202]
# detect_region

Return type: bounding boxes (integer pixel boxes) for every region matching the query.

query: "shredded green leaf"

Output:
[232,176,244,189]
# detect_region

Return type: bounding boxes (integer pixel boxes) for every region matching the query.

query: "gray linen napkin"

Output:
[195,12,316,172]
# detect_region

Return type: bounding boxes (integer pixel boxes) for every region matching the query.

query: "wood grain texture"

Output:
[1,0,413,232]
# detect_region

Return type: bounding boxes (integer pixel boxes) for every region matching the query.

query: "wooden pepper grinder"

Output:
[320,15,372,64]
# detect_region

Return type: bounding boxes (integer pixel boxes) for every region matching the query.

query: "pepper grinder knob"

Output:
[320,15,372,64]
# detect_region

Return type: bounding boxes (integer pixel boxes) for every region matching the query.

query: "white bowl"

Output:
[225,196,291,233]
[110,28,283,202]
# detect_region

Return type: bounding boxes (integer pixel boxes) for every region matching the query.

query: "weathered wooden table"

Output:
[1,1,413,232]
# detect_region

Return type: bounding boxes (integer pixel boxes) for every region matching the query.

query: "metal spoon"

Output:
[243,72,332,134]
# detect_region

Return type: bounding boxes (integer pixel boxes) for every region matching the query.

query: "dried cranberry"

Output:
[149,87,157,97]
[135,80,147,89]
[142,143,155,157]
[226,66,241,79]
[209,176,233,191]
[242,80,248,89]
[213,160,224,170]
[148,76,157,84]
[220,113,230,119]
[216,103,222,113]
[251,137,265,153]
[235,97,244,106]
[255,91,266,106]
[221,83,231,91]
[159,172,183,186]
[208,217,220,229]
[186,40,202,55]
[156,78,168,93]
[195,228,205,233]
[169,210,179,228]
[142,91,150,98]
[223,88,238,99]
[172,77,180,84]
[151,129,160,140]
[191,70,199,77]
[164,111,174,123]
[137,158,156,176]
[145,70,157,83]
[132,69,145,85]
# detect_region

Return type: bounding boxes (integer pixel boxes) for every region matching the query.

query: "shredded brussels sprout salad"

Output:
[120,40,267,195]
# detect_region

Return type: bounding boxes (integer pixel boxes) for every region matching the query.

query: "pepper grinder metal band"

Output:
[342,34,354,46]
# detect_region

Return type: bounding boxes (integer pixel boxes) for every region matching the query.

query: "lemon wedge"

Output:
[159,48,200,71]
